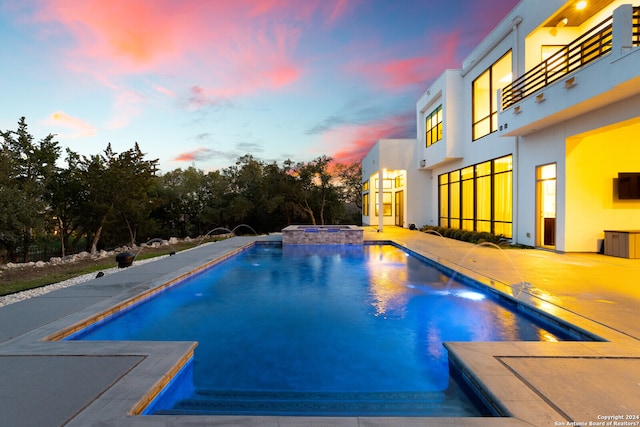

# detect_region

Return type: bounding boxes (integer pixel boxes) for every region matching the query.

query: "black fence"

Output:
[5,242,90,264]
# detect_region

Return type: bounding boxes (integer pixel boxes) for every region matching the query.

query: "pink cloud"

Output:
[44,111,97,137]
[173,148,213,163]
[320,112,415,164]
[326,0,355,26]
[153,84,176,98]
[347,32,461,91]
[31,0,352,103]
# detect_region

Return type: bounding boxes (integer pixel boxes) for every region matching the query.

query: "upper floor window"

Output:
[426,105,443,147]
[472,51,512,141]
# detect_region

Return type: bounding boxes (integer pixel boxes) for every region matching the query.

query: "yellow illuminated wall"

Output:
[565,119,640,251]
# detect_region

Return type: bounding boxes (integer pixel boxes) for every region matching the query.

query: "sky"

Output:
[0,0,520,173]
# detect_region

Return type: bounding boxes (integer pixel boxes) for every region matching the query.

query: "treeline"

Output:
[0,117,362,263]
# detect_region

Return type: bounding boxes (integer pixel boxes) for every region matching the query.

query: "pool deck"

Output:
[0,228,638,426]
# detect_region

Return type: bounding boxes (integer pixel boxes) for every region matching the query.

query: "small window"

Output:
[425,105,443,147]
[374,192,393,216]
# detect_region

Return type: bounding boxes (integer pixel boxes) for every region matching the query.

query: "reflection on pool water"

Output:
[69,244,576,416]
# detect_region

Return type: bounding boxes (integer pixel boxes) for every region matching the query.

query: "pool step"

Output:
[156,389,459,416]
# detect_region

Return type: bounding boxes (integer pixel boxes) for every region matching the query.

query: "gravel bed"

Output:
[0,256,167,308]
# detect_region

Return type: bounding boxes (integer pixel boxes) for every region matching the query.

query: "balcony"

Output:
[501,6,640,111]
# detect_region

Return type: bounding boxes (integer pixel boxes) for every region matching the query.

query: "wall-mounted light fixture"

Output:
[564,76,577,89]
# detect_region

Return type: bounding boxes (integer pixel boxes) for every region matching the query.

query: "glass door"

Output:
[395,190,404,227]
[536,164,556,249]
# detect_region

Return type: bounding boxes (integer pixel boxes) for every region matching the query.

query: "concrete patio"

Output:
[0,228,638,426]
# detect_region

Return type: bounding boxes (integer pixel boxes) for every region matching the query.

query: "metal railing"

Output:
[502,15,614,110]
[502,7,640,110]
[634,6,640,45]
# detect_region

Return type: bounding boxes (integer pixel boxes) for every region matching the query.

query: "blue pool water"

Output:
[70,244,575,416]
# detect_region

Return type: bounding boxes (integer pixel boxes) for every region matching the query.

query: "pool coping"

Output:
[1,232,638,426]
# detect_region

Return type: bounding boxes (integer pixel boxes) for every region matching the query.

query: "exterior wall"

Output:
[566,119,640,252]
[361,139,417,228]
[413,71,464,227]
[515,128,568,249]
[516,96,640,252]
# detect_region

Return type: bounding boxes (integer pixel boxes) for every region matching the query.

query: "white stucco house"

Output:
[362,0,640,253]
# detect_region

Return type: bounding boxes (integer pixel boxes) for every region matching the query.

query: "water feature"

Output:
[198,225,258,246]
[230,223,258,235]
[67,244,578,417]
[420,229,458,261]
[446,241,533,297]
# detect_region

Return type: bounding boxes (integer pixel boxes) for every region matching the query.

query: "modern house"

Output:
[362,0,640,253]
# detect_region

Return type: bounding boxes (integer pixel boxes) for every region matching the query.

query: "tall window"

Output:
[425,105,443,147]
[472,51,512,141]
[493,156,513,236]
[438,155,513,238]
[363,192,369,216]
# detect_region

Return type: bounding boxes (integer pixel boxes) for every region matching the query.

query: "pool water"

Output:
[70,244,574,416]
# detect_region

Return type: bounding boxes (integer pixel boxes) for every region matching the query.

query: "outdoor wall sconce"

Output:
[535,93,545,103]
[564,76,576,89]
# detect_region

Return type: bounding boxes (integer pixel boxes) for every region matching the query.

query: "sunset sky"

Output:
[0,0,519,172]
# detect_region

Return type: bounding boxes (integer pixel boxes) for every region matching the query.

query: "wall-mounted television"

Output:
[618,173,640,199]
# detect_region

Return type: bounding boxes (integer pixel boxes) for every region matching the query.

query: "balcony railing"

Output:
[502,14,616,110]
[635,6,640,44]
[502,7,640,110]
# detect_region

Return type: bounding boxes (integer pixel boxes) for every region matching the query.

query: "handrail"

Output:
[634,6,640,46]
[502,14,614,110]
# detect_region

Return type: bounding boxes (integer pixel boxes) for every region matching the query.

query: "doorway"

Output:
[395,190,404,227]
[536,164,556,249]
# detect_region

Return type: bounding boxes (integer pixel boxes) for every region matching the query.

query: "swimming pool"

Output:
[68,243,578,416]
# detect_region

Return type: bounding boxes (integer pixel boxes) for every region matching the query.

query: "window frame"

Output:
[438,155,513,237]
[472,51,512,141]
[425,105,443,147]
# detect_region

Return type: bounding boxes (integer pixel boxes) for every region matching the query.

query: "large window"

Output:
[472,51,512,141]
[438,155,513,238]
[425,105,443,147]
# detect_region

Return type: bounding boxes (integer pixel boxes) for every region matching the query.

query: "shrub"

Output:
[421,226,509,246]
[475,232,494,243]
[452,229,465,240]
[461,231,475,242]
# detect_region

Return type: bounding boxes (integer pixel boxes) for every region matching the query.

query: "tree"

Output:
[0,117,60,261]
[76,143,158,253]
[292,155,339,225]
[154,166,215,237]
[333,161,362,224]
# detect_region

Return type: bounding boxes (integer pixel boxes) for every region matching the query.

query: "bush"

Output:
[475,231,494,243]
[421,226,508,246]
[461,231,475,242]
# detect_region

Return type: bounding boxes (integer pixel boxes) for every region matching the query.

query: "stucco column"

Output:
[612,4,633,58]
[378,166,384,232]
